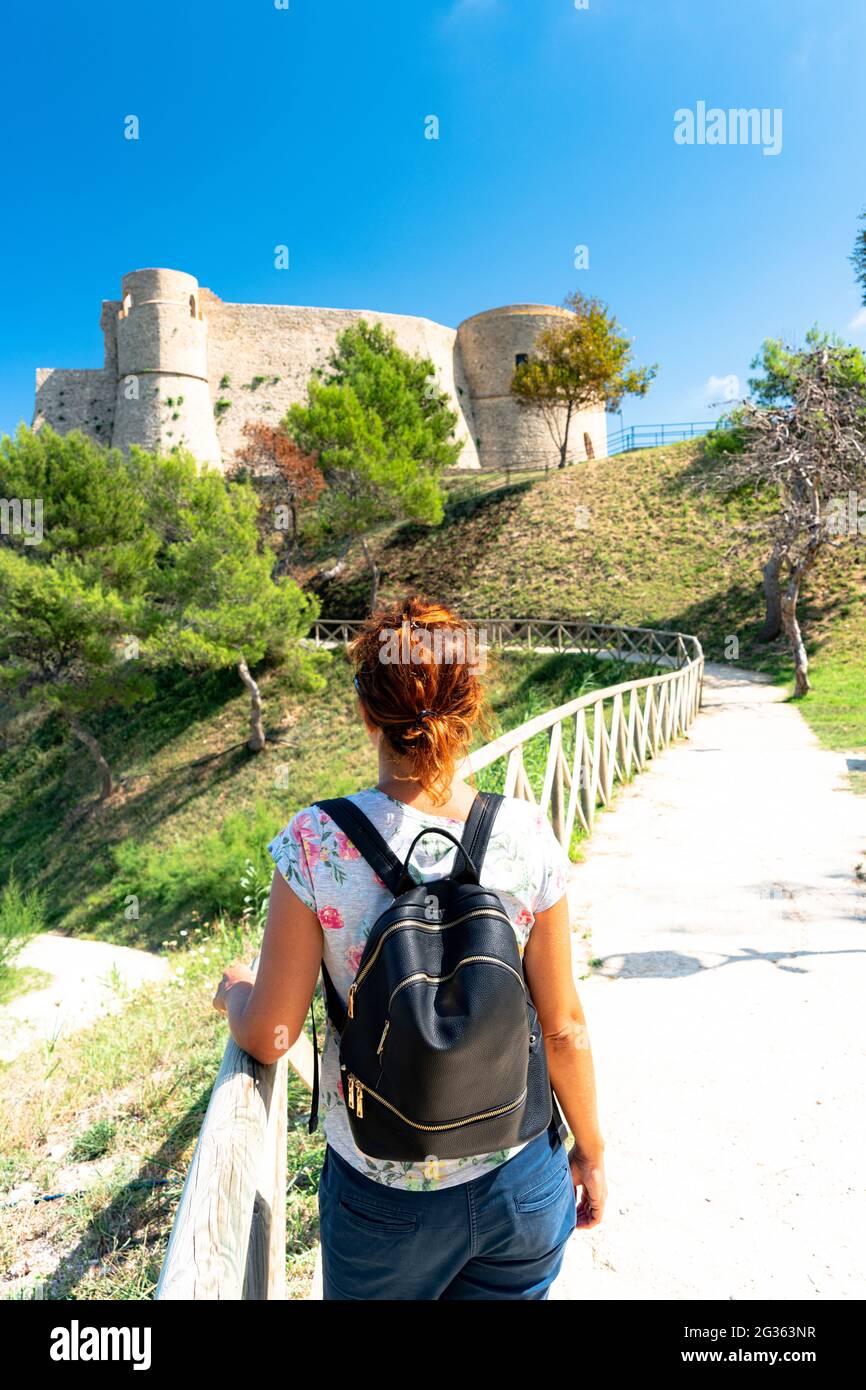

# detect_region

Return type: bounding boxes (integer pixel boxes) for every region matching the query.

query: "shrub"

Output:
[111,800,284,924]
[240,856,272,932]
[702,408,749,459]
[70,1119,117,1162]
[0,871,46,975]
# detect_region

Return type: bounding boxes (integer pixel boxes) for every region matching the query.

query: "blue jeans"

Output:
[317,1120,576,1300]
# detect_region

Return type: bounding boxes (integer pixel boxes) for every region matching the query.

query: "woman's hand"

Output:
[568,1147,607,1229]
[212,962,256,1016]
[211,873,323,1064]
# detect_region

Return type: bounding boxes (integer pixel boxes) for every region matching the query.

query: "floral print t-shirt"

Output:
[267,787,570,1191]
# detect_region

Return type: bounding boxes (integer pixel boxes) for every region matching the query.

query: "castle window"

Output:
[190,294,197,319]
[121,293,132,318]
[515,353,528,366]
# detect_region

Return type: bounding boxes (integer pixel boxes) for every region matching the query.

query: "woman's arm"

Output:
[522,891,608,1229]
[212,868,323,1066]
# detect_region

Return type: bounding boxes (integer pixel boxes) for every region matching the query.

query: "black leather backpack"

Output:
[305,790,568,1161]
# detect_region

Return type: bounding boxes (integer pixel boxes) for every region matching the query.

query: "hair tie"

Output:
[413,708,437,727]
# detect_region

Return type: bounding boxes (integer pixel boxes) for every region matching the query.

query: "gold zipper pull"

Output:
[355,1081,364,1118]
[347,984,356,1019]
[376,1020,390,1056]
[347,1075,355,1110]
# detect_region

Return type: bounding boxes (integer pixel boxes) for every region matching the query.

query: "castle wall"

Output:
[200,294,480,470]
[33,368,116,448]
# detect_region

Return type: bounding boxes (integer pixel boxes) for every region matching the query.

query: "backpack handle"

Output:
[394,827,481,895]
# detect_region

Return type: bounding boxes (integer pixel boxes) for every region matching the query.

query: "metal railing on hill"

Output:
[439,421,722,491]
[155,619,704,1300]
[605,421,719,454]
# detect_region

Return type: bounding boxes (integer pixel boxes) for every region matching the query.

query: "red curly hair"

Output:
[347,594,494,805]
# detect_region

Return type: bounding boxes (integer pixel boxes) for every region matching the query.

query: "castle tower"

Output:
[110,268,222,469]
[455,304,607,467]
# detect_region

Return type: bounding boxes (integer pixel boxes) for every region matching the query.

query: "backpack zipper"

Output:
[372,958,523,1063]
[386,954,525,1010]
[346,906,512,1018]
[346,1074,528,1131]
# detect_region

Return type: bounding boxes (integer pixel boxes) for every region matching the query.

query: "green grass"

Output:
[774,625,866,752]
[0,965,51,1007]
[0,919,276,1300]
[69,1119,118,1163]
[310,440,866,755]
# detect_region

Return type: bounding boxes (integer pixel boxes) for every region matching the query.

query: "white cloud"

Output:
[704,373,740,403]
[848,308,866,332]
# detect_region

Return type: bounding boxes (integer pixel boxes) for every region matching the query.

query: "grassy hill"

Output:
[314,439,866,753]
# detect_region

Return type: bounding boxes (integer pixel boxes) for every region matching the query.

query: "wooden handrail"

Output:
[156,619,704,1298]
[451,623,703,845]
[155,953,289,1301]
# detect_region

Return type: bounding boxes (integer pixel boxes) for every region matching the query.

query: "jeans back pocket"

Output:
[338,1192,419,1236]
[512,1148,571,1214]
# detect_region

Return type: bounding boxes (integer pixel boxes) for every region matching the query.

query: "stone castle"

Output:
[34,268,607,473]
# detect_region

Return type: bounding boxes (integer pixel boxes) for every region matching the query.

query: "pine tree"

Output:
[286,319,463,609]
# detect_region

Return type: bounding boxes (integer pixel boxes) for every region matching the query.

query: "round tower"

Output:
[456,303,588,468]
[111,268,222,469]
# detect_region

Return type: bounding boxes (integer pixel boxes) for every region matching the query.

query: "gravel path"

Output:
[551,663,866,1300]
[0,934,169,1064]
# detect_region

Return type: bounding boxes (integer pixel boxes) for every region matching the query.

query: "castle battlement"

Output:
[34,270,607,472]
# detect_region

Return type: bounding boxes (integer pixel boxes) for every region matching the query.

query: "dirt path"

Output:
[0,934,169,1065]
[551,663,866,1299]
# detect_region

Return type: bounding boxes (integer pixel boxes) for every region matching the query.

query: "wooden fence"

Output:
[155,620,704,1299]
[154,952,291,1301]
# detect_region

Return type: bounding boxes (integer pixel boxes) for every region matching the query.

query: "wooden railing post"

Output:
[156,1039,288,1301]
[549,726,566,845]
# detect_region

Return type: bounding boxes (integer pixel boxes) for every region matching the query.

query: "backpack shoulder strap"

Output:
[307,796,407,1131]
[460,790,503,875]
[314,797,404,898]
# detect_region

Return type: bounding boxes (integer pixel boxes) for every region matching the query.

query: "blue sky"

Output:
[2,0,866,437]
